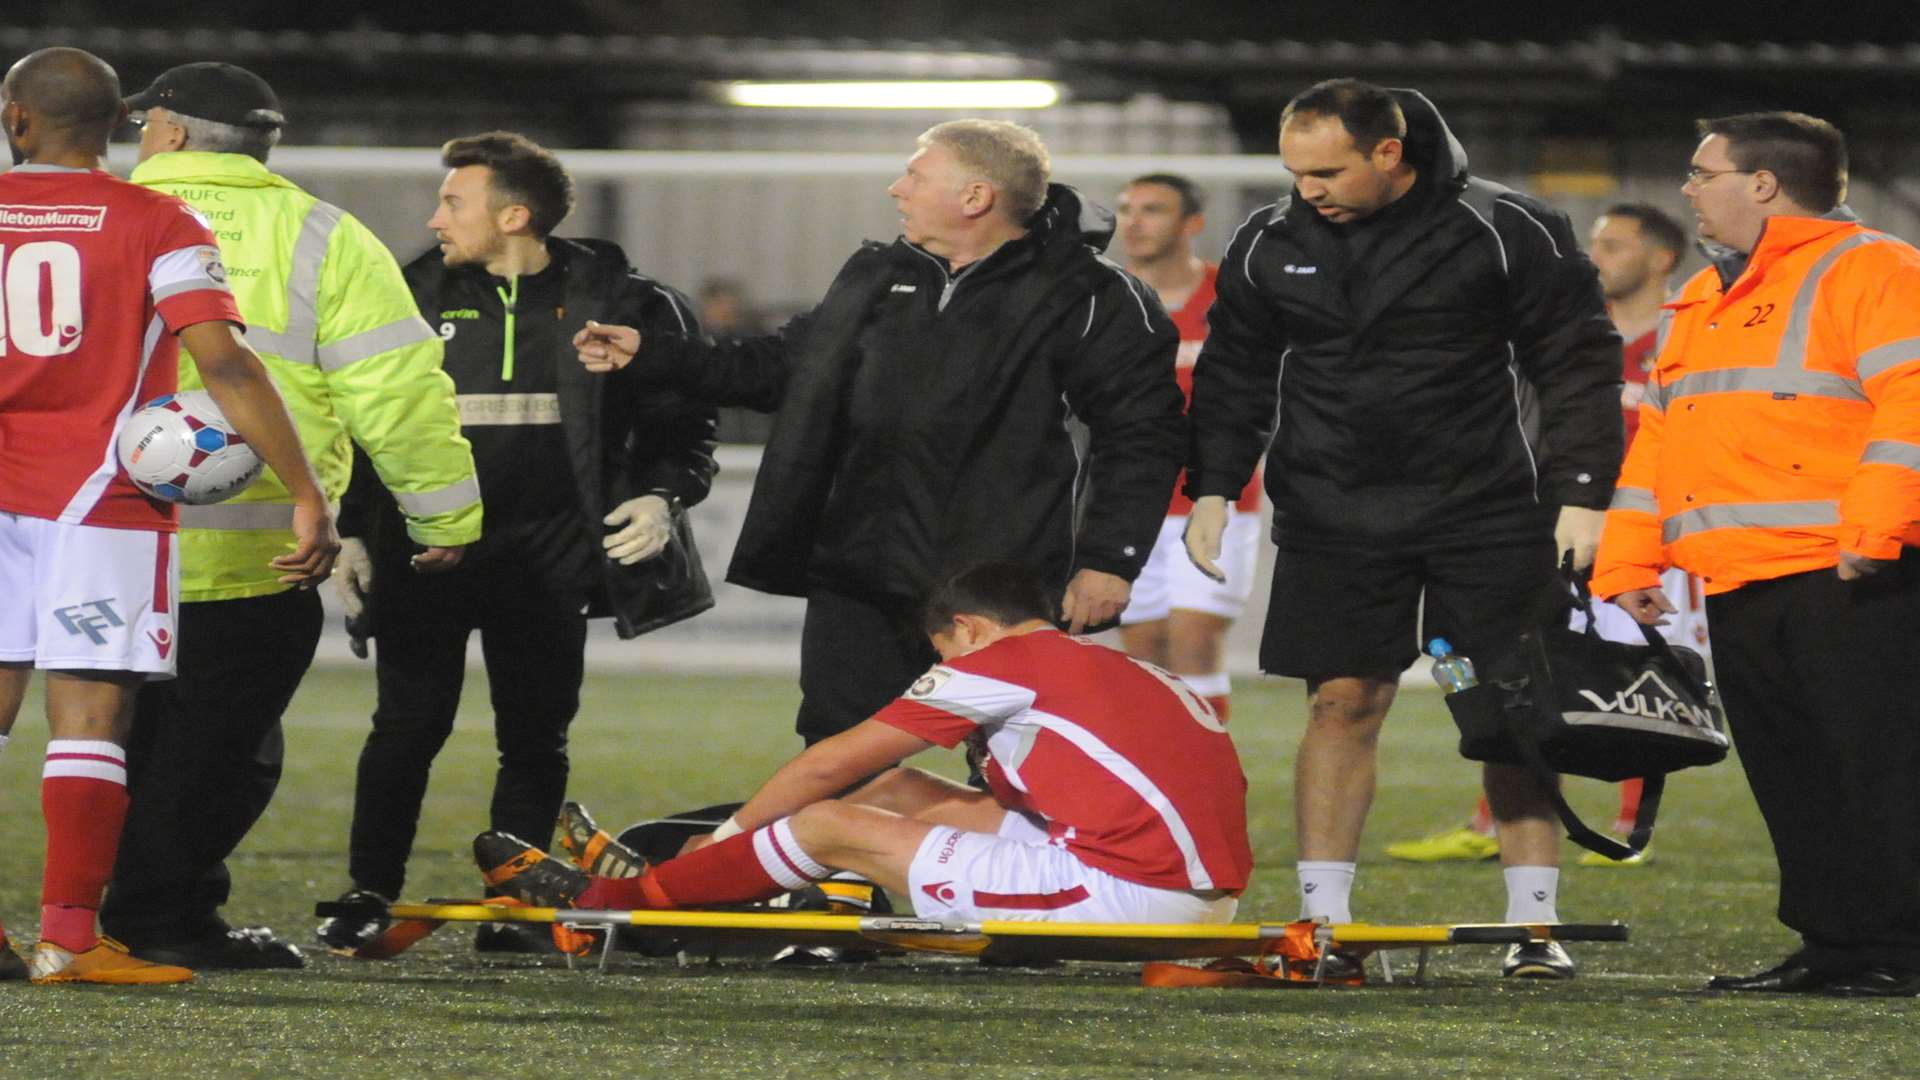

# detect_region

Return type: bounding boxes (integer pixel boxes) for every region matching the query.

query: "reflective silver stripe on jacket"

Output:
[1661,500,1840,543]
[242,199,345,364]
[1662,366,1867,405]
[394,476,483,517]
[1774,233,1884,369]
[316,316,437,373]
[1856,336,1920,383]
[178,503,297,530]
[1861,439,1920,473]
[456,392,562,426]
[1609,486,1657,513]
[1650,230,1888,409]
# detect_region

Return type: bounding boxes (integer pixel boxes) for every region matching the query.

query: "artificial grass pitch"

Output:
[0,668,1912,1079]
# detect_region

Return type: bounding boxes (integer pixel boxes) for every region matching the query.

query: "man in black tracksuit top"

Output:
[576,120,1185,746]
[318,133,717,952]
[1184,81,1621,978]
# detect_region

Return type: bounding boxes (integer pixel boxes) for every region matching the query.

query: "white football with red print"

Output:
[116,391,264,505]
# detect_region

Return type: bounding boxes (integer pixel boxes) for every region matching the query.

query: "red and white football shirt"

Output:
[0,165,242,531]
[1619,326,1657,445]
[874,629,1253,892]
[1168,263,1260,515]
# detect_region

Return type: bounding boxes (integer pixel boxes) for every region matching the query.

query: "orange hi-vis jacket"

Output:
[1592,213,1920,598]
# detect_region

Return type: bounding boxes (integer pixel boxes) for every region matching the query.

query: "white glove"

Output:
[336,537,373,620]
[602,494,672,565]
[1182,496,1230,584]
[1555,506,1607,574]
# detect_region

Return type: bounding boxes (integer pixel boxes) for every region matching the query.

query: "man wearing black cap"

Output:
[100,62,482,970]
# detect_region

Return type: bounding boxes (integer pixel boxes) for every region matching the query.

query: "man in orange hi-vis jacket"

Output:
[1593,111,1920,999]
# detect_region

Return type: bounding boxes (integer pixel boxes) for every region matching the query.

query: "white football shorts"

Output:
[1577,566,1710,655]
[0,511,178,677]
[905,810,1238,925]
[1121,509,1261,625]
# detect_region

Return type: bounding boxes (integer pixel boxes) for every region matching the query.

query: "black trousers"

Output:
[345,566,587,898]
[795,590,937,745]
[1706,550,1920,974]
[102,588,323,946]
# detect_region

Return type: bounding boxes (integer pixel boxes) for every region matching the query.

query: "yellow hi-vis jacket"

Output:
[1592,212,1920,599]
[133,151,481,600]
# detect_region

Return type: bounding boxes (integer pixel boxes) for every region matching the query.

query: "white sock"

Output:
[1297,860,1356,923]
[1180,670,1231,698]
[751,817,830,890]
[1503,866,1560,923]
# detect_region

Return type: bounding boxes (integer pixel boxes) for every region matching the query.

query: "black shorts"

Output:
[1258,536,1555,680]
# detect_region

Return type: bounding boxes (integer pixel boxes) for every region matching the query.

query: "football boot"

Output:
[1384,825,1500,862]
[474,831,588,908]
[557,802,648,879]
[1502,940,1576,979]
[29,937,193,985]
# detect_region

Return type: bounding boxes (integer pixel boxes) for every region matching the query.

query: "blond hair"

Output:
[918,120,1051,224]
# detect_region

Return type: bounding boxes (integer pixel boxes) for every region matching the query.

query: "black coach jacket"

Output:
[1188,90,1622,547]
[345,237,719,638]
[642,184,1185,604]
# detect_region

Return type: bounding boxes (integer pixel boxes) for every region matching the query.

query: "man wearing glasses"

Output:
[1595,112,1920,997]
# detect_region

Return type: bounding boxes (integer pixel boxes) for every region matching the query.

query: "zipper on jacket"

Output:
[906,243,985,312]
[495,275,519,381]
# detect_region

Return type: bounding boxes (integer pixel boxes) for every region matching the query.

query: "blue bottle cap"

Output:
[1428,638,1453,657]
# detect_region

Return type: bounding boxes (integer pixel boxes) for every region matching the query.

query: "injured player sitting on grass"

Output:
[476,561,1253,926]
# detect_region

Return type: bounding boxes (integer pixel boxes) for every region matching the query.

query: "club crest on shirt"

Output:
[196,246,228,285]
[907,667,955,699]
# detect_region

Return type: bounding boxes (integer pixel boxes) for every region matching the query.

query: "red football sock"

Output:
[1470,794,1495,835]
[40,740,131,953]
[597,818,830,910]
[1614,778,1645,835]
[1204,695,1231,724]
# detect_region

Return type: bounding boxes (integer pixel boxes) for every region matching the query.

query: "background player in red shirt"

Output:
[0,47,337,984]
[1114,174,1262,724]
[478,562,1251,926]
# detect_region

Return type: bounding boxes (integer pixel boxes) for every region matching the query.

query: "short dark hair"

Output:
[1696,111,1847,212]
[1280,78,1406,153]
[1127,172,1204,217]
[440,131,575,238]
[1600,202,1688,261]
[922,562,1057,635]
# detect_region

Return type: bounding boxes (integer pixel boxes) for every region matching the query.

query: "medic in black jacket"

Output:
[576,120,1184,744]
[1182,80,1621,981]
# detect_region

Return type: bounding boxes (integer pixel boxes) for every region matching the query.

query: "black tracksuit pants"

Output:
[103,588,323,946]
[345,566,587,899]
[1705,549,1920,975]
[795,589,938,745]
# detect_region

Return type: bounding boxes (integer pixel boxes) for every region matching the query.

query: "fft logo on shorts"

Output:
[54,599,123,645]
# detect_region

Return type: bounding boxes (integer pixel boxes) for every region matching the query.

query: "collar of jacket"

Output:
[905,182,1114,271]
[1705,204,1863,292]
[129,150,298,191]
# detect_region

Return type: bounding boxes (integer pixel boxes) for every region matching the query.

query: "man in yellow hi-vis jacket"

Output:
[99,63,481,970]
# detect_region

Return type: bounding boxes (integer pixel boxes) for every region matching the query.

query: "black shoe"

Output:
[1822,967,1920,998]
[1314,949,1366,984]
[473,831,588,908]
[1706,959,1830,993]
[316,888,392,954]
[1503,941,1576,979]
[473,922,561,955]
[135,926,305,970]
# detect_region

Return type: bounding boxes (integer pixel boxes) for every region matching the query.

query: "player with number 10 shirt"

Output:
[0,166,238,530]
